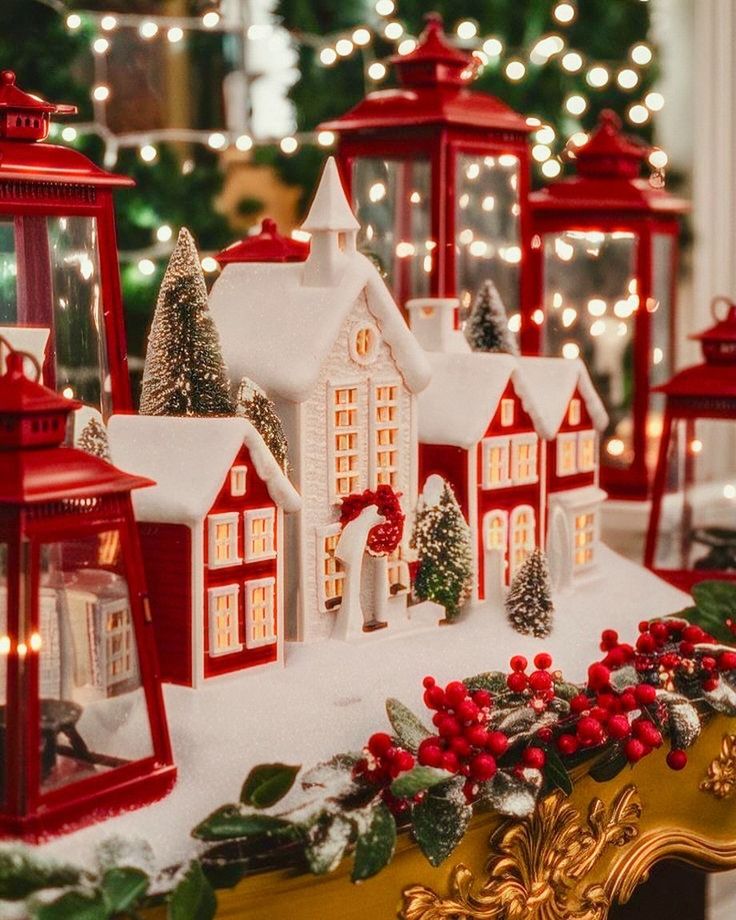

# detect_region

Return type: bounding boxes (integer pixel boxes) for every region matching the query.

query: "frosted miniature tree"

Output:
[76,417,110,460]
[505,548,554,638]
[236,377,288,471]
[464,279,519,355]
[410,475,473,621]
[139,228,235,417]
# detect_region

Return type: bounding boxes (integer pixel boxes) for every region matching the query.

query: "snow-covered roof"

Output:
[301,157,359,233]
[107,415,301,524]
[209,254,431,403]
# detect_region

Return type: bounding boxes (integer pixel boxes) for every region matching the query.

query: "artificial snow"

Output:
[24,545,687,877]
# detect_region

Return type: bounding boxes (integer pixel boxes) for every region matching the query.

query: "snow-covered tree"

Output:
[410,475,473,621]
[139,228,235,417]
[464,279,519,355]
[505,548,554,638]
[76,416,110,460]
[236,377,288,471]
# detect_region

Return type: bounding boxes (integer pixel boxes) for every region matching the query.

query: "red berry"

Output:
[603,648,627,668]
[577,716,603,745]
[557,734,579,756]
[636,633,657,654]
[469,753,497,782]
[703,676,720,692]
[719,652,736,671]
[638,620,650,633]
[683,625,705,643]
[650,621,669,642]
[417,739,443,768]
[510,655,528,673]
[624,738,649,763]
[529,670,553,693]
[534,653,553,670]
[607,714,631,740]
[701,656,717,672]
[465,724,489,748]
[473,689,492,708]
[600,629,619,650]
[438,716,461,738]
[445,681,467,707]
[486,731,509,756]
[588,663,612,691]
[425,686,446,709]
[537,727,554,743]
[521,747,546,769]
[667,749,688,771]
[632,719,662,748]
[634,683,657,705]
[441,750,459,773]
[507,672,528,693]
[393,750,415,772]
[571,693,591,714]
[432,712,444,727]
[368,732,393,757]
[590,706,608,724]
[456,700,479,724]
[660,653,680,670]
[620,692,638,713]
[462,779,477,803]
[450,736,472,757]
[423,676,436,689]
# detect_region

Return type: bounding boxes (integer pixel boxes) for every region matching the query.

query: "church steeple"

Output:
[302,158,359,287]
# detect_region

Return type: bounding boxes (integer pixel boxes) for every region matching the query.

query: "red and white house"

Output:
[409,298,607,603]
[108,415,301,686]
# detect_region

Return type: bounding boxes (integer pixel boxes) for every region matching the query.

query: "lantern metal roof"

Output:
[216,218,309,265]
[320,14,531,136]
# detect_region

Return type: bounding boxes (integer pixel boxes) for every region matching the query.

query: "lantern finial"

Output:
[573,108,648,179]
[392,10,472,88]
[0,68,77,142]
[691,296,736,365]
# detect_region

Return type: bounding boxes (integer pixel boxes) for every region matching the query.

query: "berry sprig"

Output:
[353,732,417,814]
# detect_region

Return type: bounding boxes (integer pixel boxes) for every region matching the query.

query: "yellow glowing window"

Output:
[557,434,578,477]
[578,432,596,472]
[323,531,345,608]
[568,398,581,426]
[500,399,515,427]
[373,383,400,488]
[209,514,239,566]
[246,580,275,646]
[483,439,509,488]
[208,586,241,656]
[486,512,507,551]
[355,327,374,358]
[333,386,360,499]
[510,507,535,576]
[574,512,595,568]
[245,509,275,560]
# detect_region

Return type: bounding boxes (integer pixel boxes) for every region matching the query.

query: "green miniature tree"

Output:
[505,548,554,638]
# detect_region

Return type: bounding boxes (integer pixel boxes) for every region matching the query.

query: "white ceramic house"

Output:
[209,159,431,642]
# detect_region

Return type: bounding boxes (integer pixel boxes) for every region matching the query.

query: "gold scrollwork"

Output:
[700,734,736,799]
[402,786,642,920]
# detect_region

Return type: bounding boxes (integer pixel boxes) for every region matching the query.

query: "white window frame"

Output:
[568,398,581,426]
[511,433,538,485]
[484,509,508,554]
[318,524,345,611]
[230,465,247,497]
[573,509,598,571]
[244,507,276,562]
[577,430,597,473]
[328,381,361,502]
[509,505,536,578]
[104,603,135,687]
[208,512,240,568]
[556,432,578,477]
[207,584,242,657]
[500,398,515,428]
[481,436,511,489]
[244,577,276,648]
[371,379,401,489]
[349,321,380,365]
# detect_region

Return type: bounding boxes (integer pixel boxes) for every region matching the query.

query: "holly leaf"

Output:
[609,666,638,692]
[480,768,543,818]
[589,747,629,783]
[351,802,397,882]
[390,765,453,798]
[101,867,149,914]
[553,681,581,702]
[192,805,294,841]
[304,813,355,875]
[658,691,702,749]
[385,698,432,751]
[301,754,360,791]
[168,862,216,920]
[240,763,300,809]
[688,581,736,643]
[411,794,471,867]
[704,680,736,715]
[0,851,80,901]
[36,892,107,920]
[463,672,507,694]
[544,746,573,796]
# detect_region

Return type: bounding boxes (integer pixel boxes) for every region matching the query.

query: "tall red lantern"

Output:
[644,298,736,593]
[319,14,533,316]
[0,70,133,418]
[0,343,175,840]
[530,111,688,501]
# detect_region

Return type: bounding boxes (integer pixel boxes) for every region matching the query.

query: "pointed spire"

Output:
[301,157,360,233]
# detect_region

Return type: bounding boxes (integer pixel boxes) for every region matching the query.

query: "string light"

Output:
[138,258,156,276]
[100,15,117,31]
[456,20,478,40]
[532,144,551,162]
[649,148,668,168]
[92,85,110,102]
[66,13,82,30]
[368,62,387,80]
[561,51,583,72]
[569,130,589,146]
[202,11,220,28]
[565,94,587,115]
[397,38,417,55]
[586,66,609,88]
[139,21,159,39]
[375,0,395,14]
[483,37,503,57]
[553,2,576,23]
[645,91,664,111]
[317,130,336,146]
[320,48,337,65]
[617,68,639,89]
[628,103,649,124]
[207,132,226,149]
[280,136,298,154]
[631,43,652,65]
[335,38,353,56]
[588,298,606,317]
[201,256,219,272]
[61,126,77,142]
[93,37,110,54]
[352,28,371,45]
[156,225,173,243]
[384,21,403,39]
[607,439,625,457]
[140,144,158,162]
[536,125,555,144]
[236,134,253,151]
[541,159,561,178]
[562,342,580,359]
[505,60,526,81]
[167,26,184,43]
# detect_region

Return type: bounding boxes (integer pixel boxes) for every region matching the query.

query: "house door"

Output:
[547,505,573,591]
[509,506,536,581]
[482,510,508,604]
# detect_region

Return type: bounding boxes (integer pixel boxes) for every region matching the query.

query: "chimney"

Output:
[406,297,460,352]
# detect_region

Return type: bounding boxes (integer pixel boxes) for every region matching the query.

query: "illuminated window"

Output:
[574,512,596,568]
[485,510,508,552]
[578,431,597,472]
[208,513,239,567]
[322,528,345,609]
[510,505,535,577]
[331,385,360,500]
[207,585,241,656]
[105,606,134,685]
[500,398,515,427]
[511,434,538,484]
[568,398,581,426]
[387,546,410,594]
[556,433,578,477]
[245,578,276,647]
[244,508,276,561]
[351,324,379,364]
[230,465,247,497]
[373,382,400,487]
[482,437,510,489]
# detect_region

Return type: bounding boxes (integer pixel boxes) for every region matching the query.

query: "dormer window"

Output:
[350,322,380,365]
[338,232,347,251]
[230,465,247,497]
[568,398,581,426]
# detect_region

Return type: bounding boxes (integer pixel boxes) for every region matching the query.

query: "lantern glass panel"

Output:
[0,221,17,323]
[353,158,431,300]
[542,230,638,466]
[653,418,736,574]
[455,153,521,318]
[36,529,153,795]
[0,543,6,806]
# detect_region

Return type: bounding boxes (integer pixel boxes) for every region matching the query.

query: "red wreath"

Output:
[339,485,405,556]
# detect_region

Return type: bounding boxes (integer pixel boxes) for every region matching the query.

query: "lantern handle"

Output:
[711,295,736,323]
[0,335,42,382]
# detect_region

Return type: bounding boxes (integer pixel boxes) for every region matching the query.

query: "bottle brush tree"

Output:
[505,548,554,638]
[464,279,519,355]
[236,377,289,471]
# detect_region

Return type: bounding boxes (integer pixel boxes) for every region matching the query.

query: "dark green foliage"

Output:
[681,580,736,643]
[505,548,554,638]
[464,279,519,354]
[351,802,396,881]
[236,377,289,470]
[168,861,217,920]
[240,763,301,809]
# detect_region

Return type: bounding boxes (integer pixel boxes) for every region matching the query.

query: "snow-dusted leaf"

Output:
[95,837,155,876]
[385,698,432,752]
[36,891,107,920]
[304,813,355,875]
[480,768,543,818]
[704,680,736,715]
[100,867,149,914]
[544,747,573,795]
[351,802,397,882]
[589,747,628,783]
[240,763,300,809]
[657,691,702,749]
[491,706,537,735]
[463,672,507,694]
[168,861,216,920]
[411,794,472,867]
[390,766,454,798]
[192,805,293,841]
[609,666,638,692]
[0,850,80,901]
[553,681,580,702]
[301,755,359,792]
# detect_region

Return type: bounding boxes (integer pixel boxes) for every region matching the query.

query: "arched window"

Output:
[510,505,536,577]
[484,510,508,552]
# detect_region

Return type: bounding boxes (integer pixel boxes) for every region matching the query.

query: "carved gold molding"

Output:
[402,786,642,920]
[701,734,736,799]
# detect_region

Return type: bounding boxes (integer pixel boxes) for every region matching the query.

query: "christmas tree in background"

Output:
[140,228,235,418]
[236,377,289,471]
[464,279,519,354]
[76,417,110,460]
[411,475,473,621]
[505,548,554,638]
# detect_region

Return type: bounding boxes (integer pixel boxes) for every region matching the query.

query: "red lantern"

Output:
[0,70,133,418]
[319,14,533,316]
[0,342,174,840]
[530,111,688,500]
[215,218,309,266]
[644,298,736,592]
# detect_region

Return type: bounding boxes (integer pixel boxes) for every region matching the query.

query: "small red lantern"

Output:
[644,298,736,592]
[0,70,133,418]
[215,218,309,266]
[320,14,533,315]
[0,342,174,840]
[530,111,688,500]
